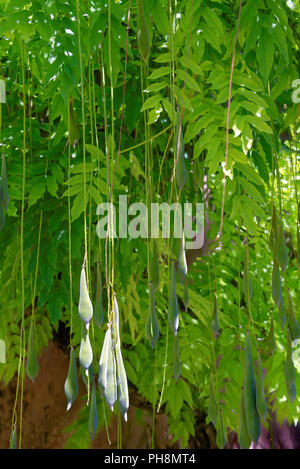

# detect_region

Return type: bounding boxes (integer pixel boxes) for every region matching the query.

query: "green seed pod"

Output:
[0,180,5,232]
[255,351,267,420]
[284,329,296,389]
[266,317,276,357]
[287,290,300,341]
[243,334,261,444]
[98,326,117,410]
[216,410,226,449]
[239,390,251,449]
[79,325,93,371]
[94,262,103,328]
[145,282,159,348]
[286,382,296,404]
[276,217,288,272]
[168,261,179,335]
[173,334,181,382]
[9,425,17,449]
[177,232,187,285]
[175,108,186,192]
[211,292,219,340]
[68,97,80,147]
[137,0,150,64]
[268,205,277,253]
[208,372,218,425]
[278,299,285,331]
[1,153,9,211]
[78,267,93,325]
[183,277,189,312]
[64,346,79,411]
[149,240,160,292]
[115,339,129,422]
[243,241,252,304]
[272,259,282,308]
[88,379,98,440]
[26,321,39,383]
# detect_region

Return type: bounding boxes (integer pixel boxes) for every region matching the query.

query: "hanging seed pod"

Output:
[26,321,39,383]
[272,259,282,308]
[216,409,226,449]
[98,326,117,410]
[0,79,6,103]
[268,205,278,253]
[276,217,289,272]
[68,97,80,147]
[183,277,189,312]
[284,329,296,390]
[137,0,150,64]
[88,379,98,440]
[278,299,285,331]
[266,317,276,357]
[243,240,252,304]
[255,351,267,420]
[177,232,187,285]
[78,267,93,325]
[9,425,17,449]
[64,346,79,411]
[113,292,120,337]
[208,372,218,425]
[149,240,160,292]
[168,261,179,335]
[94,262,103,328]
[175,108,186,192]
[287,290,300,341]
[287,382,297,403]
[211,292,219,340]
[239,390,251,449]
[79,325,93,371]
[145,282,159,348]
[243,334,261,443]
[115,339,129,422]
[1,153,9,211]
[173,334,181,382]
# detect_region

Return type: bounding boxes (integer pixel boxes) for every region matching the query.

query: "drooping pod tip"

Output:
[123,412,128,422]
[66,402,72,412]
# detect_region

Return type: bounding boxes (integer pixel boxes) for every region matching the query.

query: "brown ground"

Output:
[0,341,216,449]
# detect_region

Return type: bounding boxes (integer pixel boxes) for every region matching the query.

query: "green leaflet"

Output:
[268,204,277,253]
[1,153,9,211]
[145,282,159,348]
[0,179,5,231]
[177,232,187,285]
[255,351,267,421]
[168,261,179,335]
[243,334,261,444]
[175,108,187,192]
[94,262,103,328]
[137,0,150,64]
[78,267,93,325]
[173,334,181,382]
[208,372,218,425]
[243,241,252,304]
[79,325,93,370]
[68,97,80,147]
[287,290,300,341]
[64,346,79,411]
[272,259,282,308]
[211,292,219,340]
[98,326,117,411]
[284,329,296,390]
[26,321,39,383]
[266,317,276,357]
[239,390,251,449]
[10,425,17,449]
[115,338,129,422]
[149,239,160,292]
[276,218,289,272]
[216,410,226,449]
[88,380,98,440]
